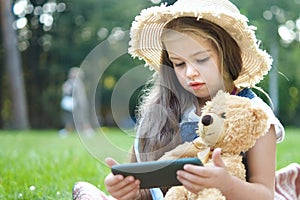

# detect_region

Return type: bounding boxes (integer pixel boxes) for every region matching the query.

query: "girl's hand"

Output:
[104,158,141,200]
[176,148,233,194]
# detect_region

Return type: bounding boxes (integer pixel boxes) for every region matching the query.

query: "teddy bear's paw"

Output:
[159,142,199,161]
[164,186,188,200]
[187,188,226,200]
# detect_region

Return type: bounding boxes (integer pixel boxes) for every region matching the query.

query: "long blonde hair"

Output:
[134,17,242,162]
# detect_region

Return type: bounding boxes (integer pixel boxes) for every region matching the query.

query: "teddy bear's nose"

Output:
[202,115,213,126]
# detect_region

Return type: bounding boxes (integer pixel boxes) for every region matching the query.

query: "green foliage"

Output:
[1,0,152,128]
[231,0,300,126]
[1,0,300,128]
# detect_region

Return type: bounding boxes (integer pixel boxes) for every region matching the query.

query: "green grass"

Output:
[0,127,299,199]
[276,127,300,169]
[0,128,134,200]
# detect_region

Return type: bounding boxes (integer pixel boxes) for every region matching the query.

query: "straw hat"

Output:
[129,0,272,88]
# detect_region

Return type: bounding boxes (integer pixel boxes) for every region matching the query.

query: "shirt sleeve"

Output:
[251,97,285,143]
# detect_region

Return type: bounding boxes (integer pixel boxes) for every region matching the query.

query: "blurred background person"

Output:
[60,67,94,137]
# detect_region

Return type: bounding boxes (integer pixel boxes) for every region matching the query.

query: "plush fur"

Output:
[160,90,269,200]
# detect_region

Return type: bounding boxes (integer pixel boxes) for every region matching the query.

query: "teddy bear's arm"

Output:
[159,142,201,161]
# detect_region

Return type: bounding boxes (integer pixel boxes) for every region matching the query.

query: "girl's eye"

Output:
[173,62,185,67]
[196,57,209,63]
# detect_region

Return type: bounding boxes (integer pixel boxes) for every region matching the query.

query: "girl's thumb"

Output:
[105,157,119,168]
[212,148,226,168]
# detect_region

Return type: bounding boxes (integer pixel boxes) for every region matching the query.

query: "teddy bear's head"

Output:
[197,90,269,154]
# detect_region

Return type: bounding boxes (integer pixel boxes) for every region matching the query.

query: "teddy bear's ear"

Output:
[249,106,269,138]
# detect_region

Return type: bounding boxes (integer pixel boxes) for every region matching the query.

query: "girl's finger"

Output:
[105,157,119,167]
[212,148,226,168]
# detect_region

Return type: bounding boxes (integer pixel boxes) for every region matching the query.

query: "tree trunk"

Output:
[0,0,30,129]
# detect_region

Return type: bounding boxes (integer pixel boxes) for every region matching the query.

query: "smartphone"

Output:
[111,157,203,189]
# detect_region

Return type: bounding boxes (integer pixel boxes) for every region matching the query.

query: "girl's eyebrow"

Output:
[192,49,211,57]
[168,53,182,60]
[168,56,181,60]
[168,50,211,60]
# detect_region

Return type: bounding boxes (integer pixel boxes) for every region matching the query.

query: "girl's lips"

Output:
[189,82,205,90]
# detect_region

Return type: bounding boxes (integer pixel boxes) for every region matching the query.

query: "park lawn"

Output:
[0,127,299,199]
[276,127,300,168]
[0,129,132,200]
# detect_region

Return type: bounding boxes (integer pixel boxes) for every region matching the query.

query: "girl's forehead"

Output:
[162,28,207,42]
[163,33,212,58]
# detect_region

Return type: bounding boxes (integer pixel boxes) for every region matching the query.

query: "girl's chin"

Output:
[193,89,220,100]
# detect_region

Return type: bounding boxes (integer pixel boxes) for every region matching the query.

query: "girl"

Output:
[73,0,286,199]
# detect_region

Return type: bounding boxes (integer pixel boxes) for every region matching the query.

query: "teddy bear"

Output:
[159,90,270,200]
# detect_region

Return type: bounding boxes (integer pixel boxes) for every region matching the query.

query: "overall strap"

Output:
[237,88,256,99]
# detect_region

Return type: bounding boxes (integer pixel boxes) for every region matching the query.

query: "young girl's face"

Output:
[164,32,224,100]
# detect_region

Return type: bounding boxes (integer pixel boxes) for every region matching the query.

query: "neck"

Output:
[196,97,210,115]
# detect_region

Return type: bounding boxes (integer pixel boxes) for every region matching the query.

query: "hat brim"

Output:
[129,0,272,87]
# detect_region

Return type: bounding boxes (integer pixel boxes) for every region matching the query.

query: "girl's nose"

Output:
[186,63,199,78]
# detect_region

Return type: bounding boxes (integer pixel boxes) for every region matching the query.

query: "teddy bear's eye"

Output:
[220,112,226,118]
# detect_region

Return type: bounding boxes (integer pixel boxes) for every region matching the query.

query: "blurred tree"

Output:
[9,0,69,128]
[0,0,153,128]
[232,0,300,126]
[0,0,299,129]
[0,0,29,129]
